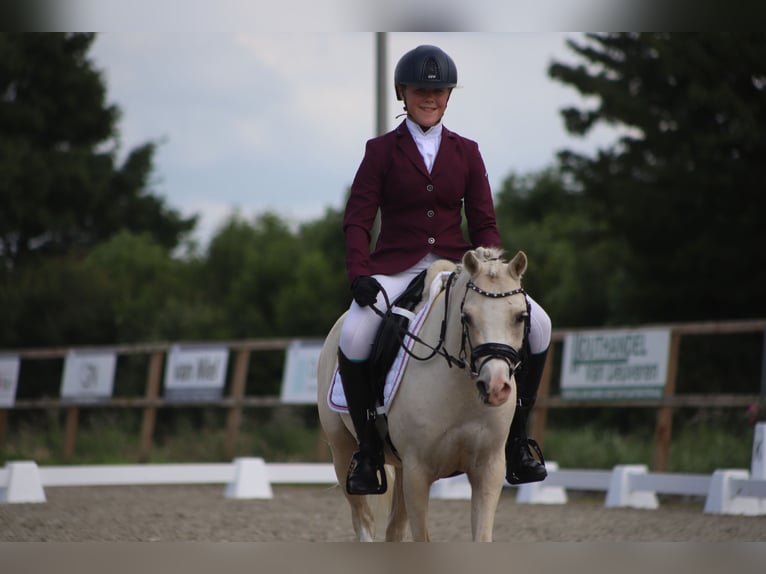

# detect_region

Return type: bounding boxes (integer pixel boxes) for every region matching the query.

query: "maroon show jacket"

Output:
[343,121,501,285]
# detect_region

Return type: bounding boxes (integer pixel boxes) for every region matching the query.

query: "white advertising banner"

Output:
[164,345,229,402]
[60,350,117,403]
[561,329,671,400]
[0,355,20,407]
[280,340,323,404]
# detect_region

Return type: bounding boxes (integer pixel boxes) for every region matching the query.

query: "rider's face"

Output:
[401,86,451,128]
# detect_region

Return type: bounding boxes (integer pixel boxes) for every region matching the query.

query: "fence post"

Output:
[63,406,79,463]
[760,327,766,397]
[138,351,164,462]
[530,343,555,449]
[224,349,250,459]
[652,331,681,471]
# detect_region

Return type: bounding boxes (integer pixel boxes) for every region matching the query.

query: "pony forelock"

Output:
[473,246,506,263]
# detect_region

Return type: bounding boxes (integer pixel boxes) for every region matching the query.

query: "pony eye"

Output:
[516,312,529,324]
[461,312,473,326]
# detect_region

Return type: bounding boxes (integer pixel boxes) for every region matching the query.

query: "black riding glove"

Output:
[351,276,382,307]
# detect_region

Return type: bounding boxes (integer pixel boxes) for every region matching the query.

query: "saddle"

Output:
[369,269,427,406]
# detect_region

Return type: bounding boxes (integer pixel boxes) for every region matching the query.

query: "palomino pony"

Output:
[317,247,530,542]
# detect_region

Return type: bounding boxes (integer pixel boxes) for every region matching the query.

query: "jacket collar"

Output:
[395,120,454,178]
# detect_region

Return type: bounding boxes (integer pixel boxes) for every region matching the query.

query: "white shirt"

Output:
[405,118,443,174]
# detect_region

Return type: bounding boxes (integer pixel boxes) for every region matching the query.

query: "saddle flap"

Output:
[369,269,427,403]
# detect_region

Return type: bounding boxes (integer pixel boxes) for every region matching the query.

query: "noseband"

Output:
[460,280,528,377]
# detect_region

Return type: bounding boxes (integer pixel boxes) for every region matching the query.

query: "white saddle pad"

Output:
[327,272,452,414]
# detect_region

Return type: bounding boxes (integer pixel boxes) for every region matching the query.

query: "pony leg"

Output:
[334,455,376,541]
[402,465,432,542]
[327,428,377,542]
[385,466,408,541]
[467,458,506,542]
[346,493,376,542]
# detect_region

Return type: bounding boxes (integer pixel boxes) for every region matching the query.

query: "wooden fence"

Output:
[1,319,765,469]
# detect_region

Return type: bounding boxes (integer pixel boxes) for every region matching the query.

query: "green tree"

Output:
[203,212,301,338]
[201,207,349,339]
[0,33,196,270]
[495,167,628,327]
[275,206,348,336]
[0,254,116,347]
[86,231,225,343]
[549,33,766,323]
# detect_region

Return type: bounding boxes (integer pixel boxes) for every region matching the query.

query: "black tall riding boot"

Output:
[337,350,387,495]
[505,347,549,485]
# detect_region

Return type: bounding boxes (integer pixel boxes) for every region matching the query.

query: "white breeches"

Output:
[339,253,552,361]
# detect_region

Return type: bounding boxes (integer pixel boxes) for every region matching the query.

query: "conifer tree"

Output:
[549,33,766,321]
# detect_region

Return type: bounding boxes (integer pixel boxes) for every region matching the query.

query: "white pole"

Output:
[375,32,388,136]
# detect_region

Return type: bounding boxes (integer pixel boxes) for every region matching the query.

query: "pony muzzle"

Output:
[475,358,514,406]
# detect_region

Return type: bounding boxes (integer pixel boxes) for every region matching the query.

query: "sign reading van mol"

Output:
[561,329,671,400]
[164,345,229,402]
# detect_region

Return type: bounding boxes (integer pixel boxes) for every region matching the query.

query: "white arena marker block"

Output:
[704,469,763,516]
[516,461,567,505]
[1,461,46,503]
[605,464,658,509]
[430,473,471,500]
[224,457,273,499]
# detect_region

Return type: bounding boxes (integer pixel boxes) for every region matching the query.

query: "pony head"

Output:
[459,248,529,406]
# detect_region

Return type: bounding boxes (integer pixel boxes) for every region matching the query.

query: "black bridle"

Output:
[460,280,528,377]
[371,271,529,377]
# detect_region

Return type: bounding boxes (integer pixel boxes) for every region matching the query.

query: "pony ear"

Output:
[462,250,481,275]
[507,251,527,281]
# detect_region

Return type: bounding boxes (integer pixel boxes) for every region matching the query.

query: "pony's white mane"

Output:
[423,247,512,304]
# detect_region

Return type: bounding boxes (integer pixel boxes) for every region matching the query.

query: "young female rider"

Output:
[338,45,552,495]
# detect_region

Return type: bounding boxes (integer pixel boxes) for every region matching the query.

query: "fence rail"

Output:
[1,319,764,467]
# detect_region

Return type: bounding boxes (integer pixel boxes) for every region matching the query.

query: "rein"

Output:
[371,271,463,368]
[371,272,528,377]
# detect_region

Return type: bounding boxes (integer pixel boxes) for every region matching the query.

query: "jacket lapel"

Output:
[430,126,455,177]
[395,122,431,178]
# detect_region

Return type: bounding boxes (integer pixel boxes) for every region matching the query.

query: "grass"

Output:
[544,422,754,473]
[0,407,758,473]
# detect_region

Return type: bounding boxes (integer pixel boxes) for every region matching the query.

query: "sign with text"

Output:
[60,350,117,404]
[561,329,671,400]
[164,345,229,402]
[280,340,323,404]
[0,355,20,407]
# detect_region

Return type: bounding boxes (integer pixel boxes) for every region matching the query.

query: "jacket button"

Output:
[428,237,436,245]
[427,210,435,218]
[426,184,434,192]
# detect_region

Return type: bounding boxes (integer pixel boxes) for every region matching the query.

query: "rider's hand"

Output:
[351,276,381,307]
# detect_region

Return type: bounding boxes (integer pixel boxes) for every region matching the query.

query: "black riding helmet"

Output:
[394,45,458,101]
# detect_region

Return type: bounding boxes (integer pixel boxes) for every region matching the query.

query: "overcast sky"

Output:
[89,32,619,247]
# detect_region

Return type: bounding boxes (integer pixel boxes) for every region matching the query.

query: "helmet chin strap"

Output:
[395,99,437,132]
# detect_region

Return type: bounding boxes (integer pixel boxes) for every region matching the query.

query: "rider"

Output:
[338,44,552,495]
